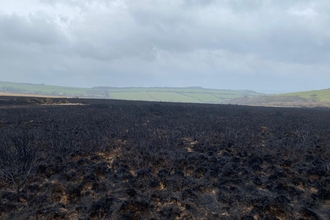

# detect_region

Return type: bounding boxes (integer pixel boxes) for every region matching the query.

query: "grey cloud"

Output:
[37,0,330,65]
[263,29,330,64]
[0,13,64,45]
[0,0,330,92]
[225,0,266,12]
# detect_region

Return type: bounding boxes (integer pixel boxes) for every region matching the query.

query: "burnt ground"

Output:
[0,97,330,219]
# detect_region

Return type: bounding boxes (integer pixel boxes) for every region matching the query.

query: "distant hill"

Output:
[0,81,261,104]
[2,81,329,108]
[280,89,330,103]
[0,81,94,97]
[227,89,330,108]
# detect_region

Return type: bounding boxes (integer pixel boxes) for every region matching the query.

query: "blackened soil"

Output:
[0,97,330,219]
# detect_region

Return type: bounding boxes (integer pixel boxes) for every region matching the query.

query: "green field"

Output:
[106,88,261,103]
[0,81,261,104]
[107,90,251,103]
[0,82,92,97]
[279,89,330,103]
[109,92,157,101]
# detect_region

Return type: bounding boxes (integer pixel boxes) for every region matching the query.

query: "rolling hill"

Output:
[0,81,261,104]
[280,89,330,103]
[228,89,330,108]
[1,81,330,108]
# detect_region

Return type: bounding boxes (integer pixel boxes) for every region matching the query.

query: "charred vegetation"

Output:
[0,97,330,219]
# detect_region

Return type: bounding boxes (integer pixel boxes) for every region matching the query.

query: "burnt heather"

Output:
[0,97,330,219]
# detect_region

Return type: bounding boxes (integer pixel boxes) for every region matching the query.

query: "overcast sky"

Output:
[1,0,329,93]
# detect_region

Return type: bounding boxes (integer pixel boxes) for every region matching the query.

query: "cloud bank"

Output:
[1,0,330,93]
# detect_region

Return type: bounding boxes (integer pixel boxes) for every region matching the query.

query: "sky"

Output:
[1,0,330,93]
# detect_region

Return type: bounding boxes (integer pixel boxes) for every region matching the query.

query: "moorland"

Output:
[0,96,330,219]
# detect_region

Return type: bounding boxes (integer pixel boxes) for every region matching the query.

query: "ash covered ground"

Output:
[0,97,330,219]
